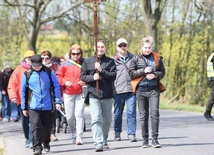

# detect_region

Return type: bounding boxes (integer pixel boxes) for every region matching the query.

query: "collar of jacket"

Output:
[114,51,133,60]
[93,53,107,60]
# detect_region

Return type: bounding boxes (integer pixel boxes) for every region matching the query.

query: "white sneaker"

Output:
[76,137,83,145]
[71,137,76,144]
[71,133,76,144]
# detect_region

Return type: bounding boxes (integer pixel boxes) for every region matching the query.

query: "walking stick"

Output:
[84,0,107,94]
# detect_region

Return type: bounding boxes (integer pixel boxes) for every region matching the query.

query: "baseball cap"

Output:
[116,38,128,46]
[24,50,35,58]
[31,54,42,67]
[3,62,11,69]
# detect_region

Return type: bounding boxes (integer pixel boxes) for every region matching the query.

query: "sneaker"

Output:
[142,140,149,148]
[50,134,58,141]
[71,134,76,144]
[204,112,214,121]
[95,145,103,152]
[25,143,30,148]
[33,149,42,155]
[25,141,31,148]
[128,135,137,142]
[3,118,10,123]
[151,139,161,148]
[29,142,33,149]
[103,143,109,149]
[114,132,121,141]
[76,137,83,145]
[12,118,19,122]
[43,144,50,152]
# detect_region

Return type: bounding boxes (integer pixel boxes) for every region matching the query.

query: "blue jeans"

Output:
[10,101,19,120]
[2,95,11,119]
[113,92,136,136]
[89,98,112,146]
[19,106,32,145]
[136,89,160,139]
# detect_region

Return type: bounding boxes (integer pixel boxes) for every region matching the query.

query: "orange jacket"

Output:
[7,62,30,105]
[130,52,165,94]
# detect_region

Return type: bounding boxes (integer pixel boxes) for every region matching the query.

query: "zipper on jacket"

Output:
[39,72,43,110]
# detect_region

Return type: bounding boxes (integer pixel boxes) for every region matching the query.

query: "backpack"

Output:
[24,65,55,105]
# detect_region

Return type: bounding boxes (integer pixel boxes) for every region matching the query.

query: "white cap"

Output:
[3,62,10,69]
[116,38,128,46]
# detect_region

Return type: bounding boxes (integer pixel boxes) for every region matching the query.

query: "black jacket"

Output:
[81,54,116,99]
[0,69,13,95]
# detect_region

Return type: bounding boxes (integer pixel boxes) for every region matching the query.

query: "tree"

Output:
[2,0,82,52]
[139,0,167,52]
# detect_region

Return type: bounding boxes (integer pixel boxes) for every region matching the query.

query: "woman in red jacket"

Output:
[57,44,85,145]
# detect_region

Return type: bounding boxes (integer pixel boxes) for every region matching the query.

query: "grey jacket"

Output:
[113,51,134,94]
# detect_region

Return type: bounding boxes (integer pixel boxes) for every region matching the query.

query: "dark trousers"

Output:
[136,88,160,140]
[51,108,56,135]
[18,105,32,144]
[29,110,52,150]
[206,80,214,113]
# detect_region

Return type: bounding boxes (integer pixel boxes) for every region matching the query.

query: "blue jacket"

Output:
[21,66,62,111]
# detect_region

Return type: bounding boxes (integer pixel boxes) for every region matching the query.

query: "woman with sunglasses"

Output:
[57,44,85,145]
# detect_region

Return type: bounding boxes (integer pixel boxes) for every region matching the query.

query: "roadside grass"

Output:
[160,102,205,113]
[0,136,5,155]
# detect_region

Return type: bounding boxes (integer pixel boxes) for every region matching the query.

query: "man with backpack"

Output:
[20,54,62,155]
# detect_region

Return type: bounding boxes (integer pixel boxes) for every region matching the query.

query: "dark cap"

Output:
[31,54,42,67]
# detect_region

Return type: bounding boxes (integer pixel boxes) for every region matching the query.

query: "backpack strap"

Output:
[23,69,33,109]
[43,66,55,102]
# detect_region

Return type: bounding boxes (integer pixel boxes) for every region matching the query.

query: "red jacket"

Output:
[57,59,84,95]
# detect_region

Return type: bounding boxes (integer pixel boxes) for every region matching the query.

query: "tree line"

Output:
[0,0,214,106]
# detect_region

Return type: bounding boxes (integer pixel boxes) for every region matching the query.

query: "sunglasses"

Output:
[71,52,81,56]
[41,56,50,60]
[118,44,127,48]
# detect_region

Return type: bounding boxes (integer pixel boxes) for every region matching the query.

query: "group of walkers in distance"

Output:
[0,36,166,155]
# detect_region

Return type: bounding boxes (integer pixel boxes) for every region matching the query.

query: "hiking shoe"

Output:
[142,140,149,148]
[151,139,161,148]
[50,134,58,141]
[114,132,121,141]
[204,112,214,121]
[128,135,137,142]
[95,145,103,152]
[103,143,109,149]
[43,144,50,152]
[76,137,83,145]
[33,149,42,155]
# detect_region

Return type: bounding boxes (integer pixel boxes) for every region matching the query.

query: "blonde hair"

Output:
[69,44,83,58]
[141,36,153,46]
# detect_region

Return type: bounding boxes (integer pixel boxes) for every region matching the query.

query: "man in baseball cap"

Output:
[31,54,42,67]
[116,38,128,46]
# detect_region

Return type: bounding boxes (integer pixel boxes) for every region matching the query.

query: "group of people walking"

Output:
[0,36,166,155]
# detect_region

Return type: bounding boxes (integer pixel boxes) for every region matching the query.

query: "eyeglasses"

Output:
[118,44,127,48]
[71,52,81,56]
[41,56,50,60]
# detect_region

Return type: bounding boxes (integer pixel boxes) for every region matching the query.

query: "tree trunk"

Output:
[139,0,167,52]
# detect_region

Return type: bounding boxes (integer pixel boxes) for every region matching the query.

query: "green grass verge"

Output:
[160,102,205,113]
[0,136,5,155]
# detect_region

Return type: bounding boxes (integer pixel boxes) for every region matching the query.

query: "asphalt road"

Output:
[0,108,214,155]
